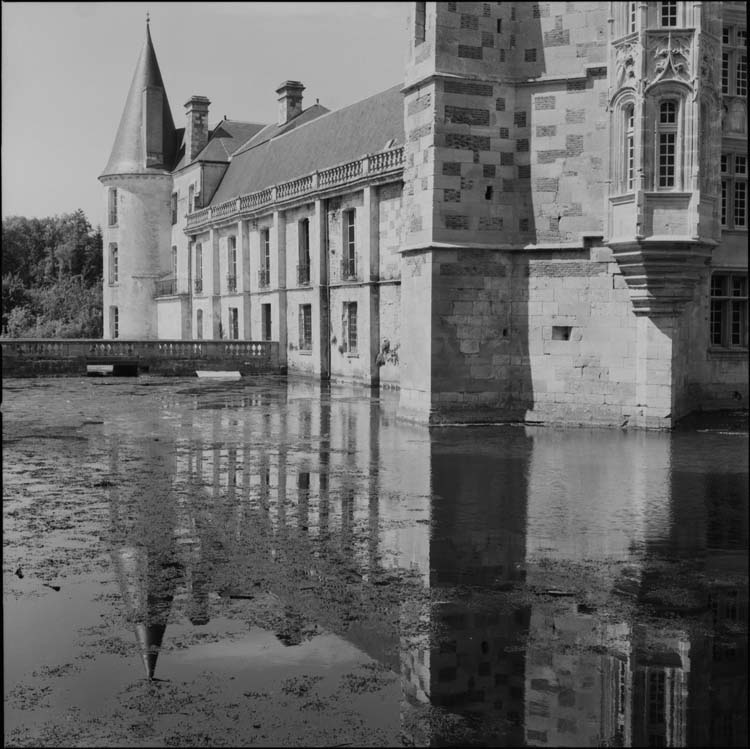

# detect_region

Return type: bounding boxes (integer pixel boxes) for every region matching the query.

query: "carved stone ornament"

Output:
[615,42,639,89]
[648,32,692,87]
[699,41,719,90]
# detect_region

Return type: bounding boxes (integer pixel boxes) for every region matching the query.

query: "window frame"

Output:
[110,306,119,339]
[342,301,358,354]
[260,228,271,287]
[196,308,203,340]
[710,271,748,349]
[299,304,312,351]
[171,192,178,225]
[108,188,118,226]
[194,242,203,293]
[721,152,748,230]
[261,303,272,342]
[342,209,356,280]
[109,243,119,284]
[298,218,310,285]
[660,1,678,28]
[227,236,237,291]
[171,245,178,279]
[653,96,683,191]
[722,25,748,97]
[228,307,239,340]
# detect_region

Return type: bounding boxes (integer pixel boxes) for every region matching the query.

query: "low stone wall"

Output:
[1,339,281,378]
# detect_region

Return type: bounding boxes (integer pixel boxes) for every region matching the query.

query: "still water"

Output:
[3,376,748,747]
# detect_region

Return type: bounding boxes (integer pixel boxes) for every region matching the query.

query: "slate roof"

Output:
[101,24,179,177]
[172,120,267,171]
[232,104,330,156]
[210,84,404,206]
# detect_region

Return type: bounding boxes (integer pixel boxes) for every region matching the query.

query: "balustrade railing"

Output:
[184,147,404,231]
[1,338,280,362]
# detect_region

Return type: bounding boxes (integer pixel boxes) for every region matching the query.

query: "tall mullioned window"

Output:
[629,1,637,33]
[722,26,748,97]
[110,306,119,339]
[721,153,748,228]
[711,273,748,348]
[657,100,678,188]
[299,304,312,350]
[342,302,358,354]
[227,236,237,291]
[109,243,118,284]
[626,105,635,191]
[260,229,271,287]
[194,243,203,293]
[108,188,118,226]
[298,218,310,285]
[342,209,356,279]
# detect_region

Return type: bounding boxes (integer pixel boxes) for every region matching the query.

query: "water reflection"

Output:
[100,380,747,746]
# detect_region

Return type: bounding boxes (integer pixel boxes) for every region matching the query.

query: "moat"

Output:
[3,376,748,747]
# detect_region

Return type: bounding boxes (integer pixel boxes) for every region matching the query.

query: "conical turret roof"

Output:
[100,22,178,177]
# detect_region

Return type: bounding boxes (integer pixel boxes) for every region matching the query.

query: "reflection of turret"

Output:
[106,431,181,680]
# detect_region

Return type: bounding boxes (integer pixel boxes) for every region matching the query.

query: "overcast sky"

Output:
[1,2,408,226]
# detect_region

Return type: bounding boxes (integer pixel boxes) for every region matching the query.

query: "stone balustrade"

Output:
[185,146,404,231]
[1,339,281,377]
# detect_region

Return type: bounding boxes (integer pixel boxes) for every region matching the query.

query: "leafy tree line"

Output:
[2,210,103,338]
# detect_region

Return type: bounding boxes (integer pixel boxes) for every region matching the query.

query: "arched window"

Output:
[611,95,637,194]
[656,99,680,189]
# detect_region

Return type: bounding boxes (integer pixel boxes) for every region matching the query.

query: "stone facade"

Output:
[102,3,747,429]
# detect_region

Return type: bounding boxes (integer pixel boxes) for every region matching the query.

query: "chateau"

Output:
[100,1,747,428]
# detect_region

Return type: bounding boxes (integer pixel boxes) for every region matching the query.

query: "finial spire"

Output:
[146,11,150,26]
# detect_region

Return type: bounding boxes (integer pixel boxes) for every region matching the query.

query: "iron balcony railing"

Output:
[297,263,311,286]
[341,257,357,281]
[154,278,177,297]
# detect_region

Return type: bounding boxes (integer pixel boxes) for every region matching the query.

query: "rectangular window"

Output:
[108,188,118,226]
[723,27,731,45]
[711,272,748,348]
[721,152,749,229]
[260,229,271,287]
[658,133,676,187]
[414,1,426,45]
[723,52,730,94]
[299,304,312,350]
[342,209,356,279]
[648,670,666,724]
[227,236,237,291]
[629,1,637,33]
[298,218,310,285]
[171,192,178,225]
[660,1,677,27]
[171,245,178,278]
[342,302,358,354]
[188,184,195,213]
[229,307,239,340]
[110,306,119,339]
[738,54,747,96]
[524,48,537,62]
[496,18,502,33]
[195,243,203,293]
[626,108,635,191]
[262,303,272,341]
[196,309,203,339]
[109,243,118,284]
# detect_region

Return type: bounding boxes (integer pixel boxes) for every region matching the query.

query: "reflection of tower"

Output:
[400,427,533,746]
[107,433,181,680]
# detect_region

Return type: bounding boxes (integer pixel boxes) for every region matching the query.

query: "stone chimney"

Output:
[276,81,305,125]
[184,96,210,162]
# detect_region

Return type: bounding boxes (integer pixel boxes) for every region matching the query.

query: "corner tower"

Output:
[99,19,178,339]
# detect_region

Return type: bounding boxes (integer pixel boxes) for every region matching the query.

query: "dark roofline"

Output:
[231,84,400,160]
